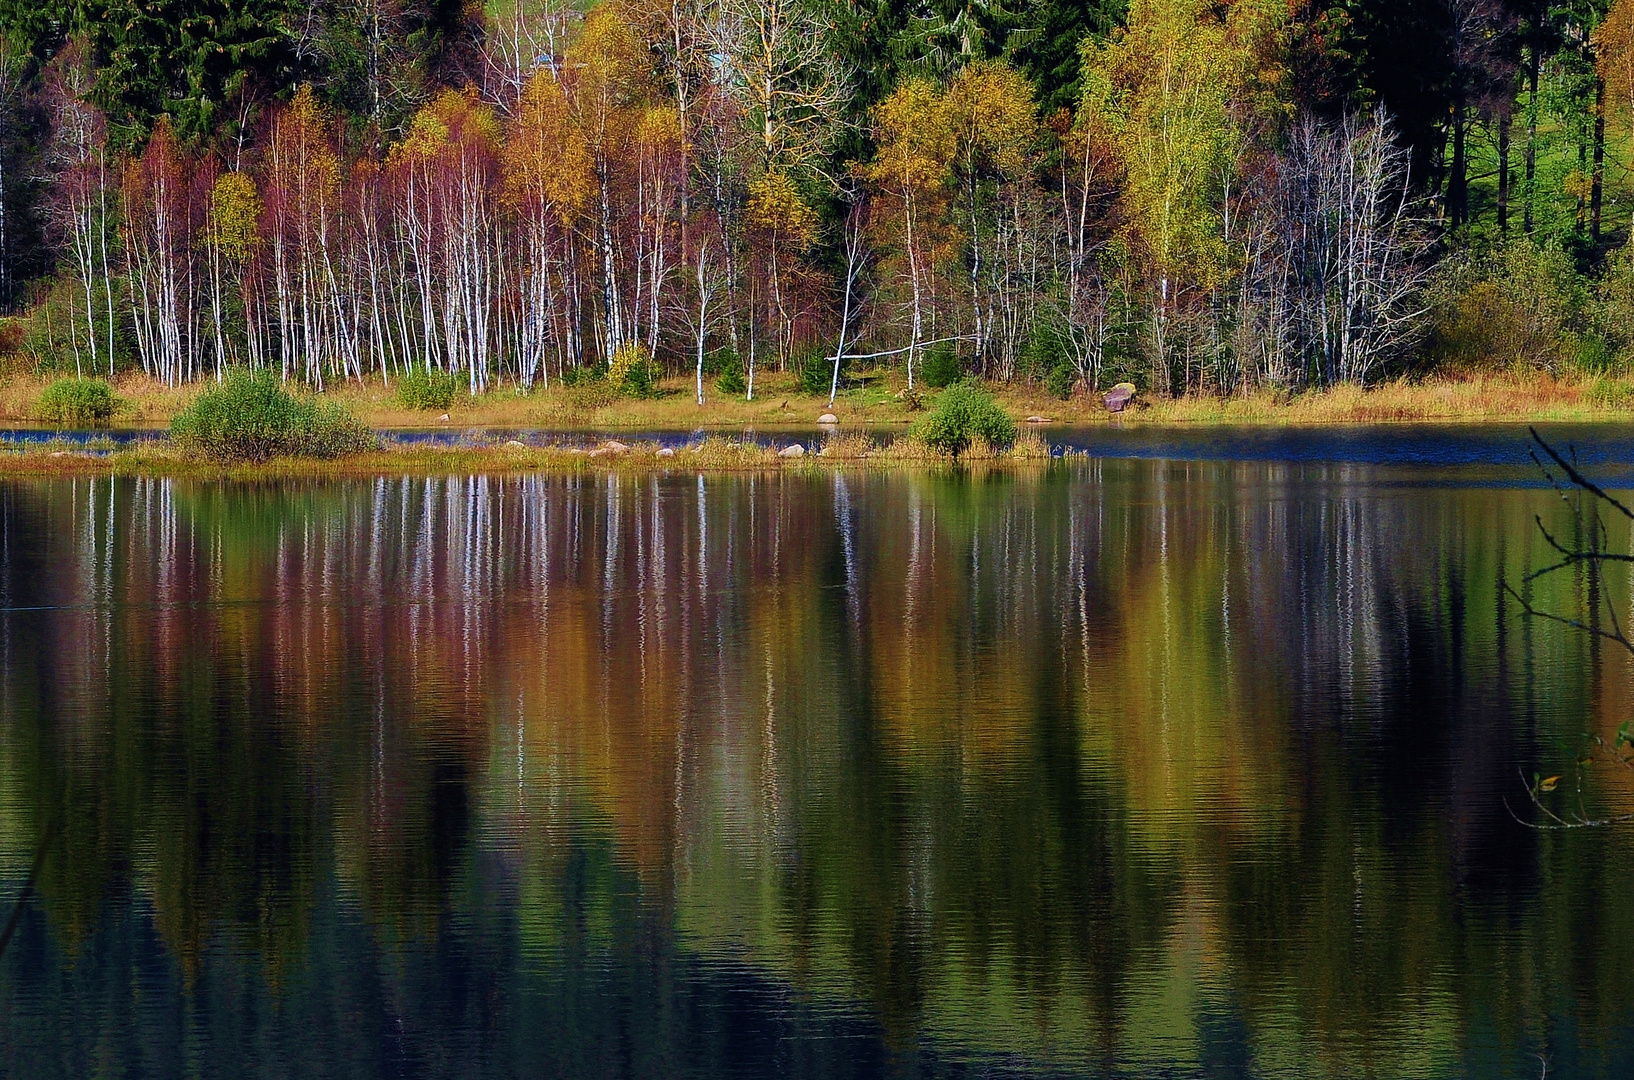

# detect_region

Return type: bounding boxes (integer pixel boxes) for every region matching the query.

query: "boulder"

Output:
[817,413,839,425]
[778,444,807,458]
[602,440,629,453]
[1026,416,1053,424]
[1104,383,1137,413]
[504,439,528,450]
[655,447,676,458]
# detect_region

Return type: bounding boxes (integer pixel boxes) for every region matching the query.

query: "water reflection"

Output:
[0,465,1631,1078]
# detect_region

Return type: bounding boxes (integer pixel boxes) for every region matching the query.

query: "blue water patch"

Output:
[1041,422,1634,467]
[10,422,1634,478]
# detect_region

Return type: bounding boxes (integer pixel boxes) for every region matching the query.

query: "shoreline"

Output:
[1,369,1633,478]
[5,369,1634,433]
[0,437,1056,479]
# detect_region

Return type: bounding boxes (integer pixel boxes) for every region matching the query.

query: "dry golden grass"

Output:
[816,431,876,459]
[1009,428,1052,459]
[1133,372,1616,424]
[0,430,1071,479]
[1,367,1629,441]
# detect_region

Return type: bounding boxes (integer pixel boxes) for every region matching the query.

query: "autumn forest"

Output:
[1,0,1633,400]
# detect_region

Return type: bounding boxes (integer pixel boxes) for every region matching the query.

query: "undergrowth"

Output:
[170,369,377,463]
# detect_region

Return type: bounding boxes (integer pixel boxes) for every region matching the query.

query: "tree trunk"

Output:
[1593,77,1606,244]
[1498,107,1511,235]
[1448,95,1468,226]
[1526,38,1540,234]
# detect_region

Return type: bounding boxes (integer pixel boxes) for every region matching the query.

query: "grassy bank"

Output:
[0,430,1054,479]
[3,369,1634,435]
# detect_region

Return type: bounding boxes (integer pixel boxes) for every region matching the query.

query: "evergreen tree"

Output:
[1009,0,1126,113]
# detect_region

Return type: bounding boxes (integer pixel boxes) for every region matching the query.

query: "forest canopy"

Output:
[0,0,1629,397]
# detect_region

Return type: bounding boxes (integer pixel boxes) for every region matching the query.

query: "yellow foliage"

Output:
[568,4,651,119]
[208,172,261,262]
[635,105,682,152]
[869,79,955,194]
[269,85,341,203]
[607,343,650,389]
[505,69,593,214]
[396,88,500,163]
[1079,0,1288,293]
[1598,0,1634,124]
[944,61,1037,178]
[747,171,818,249]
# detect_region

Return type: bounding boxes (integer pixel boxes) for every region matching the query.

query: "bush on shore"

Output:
[394,366,461,410]
[609,343,656,398]
[170,369,376,463]
[913,382,1018,456]
[36,377,119,426]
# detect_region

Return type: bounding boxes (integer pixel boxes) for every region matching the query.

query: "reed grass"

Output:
[0,368,1628,444]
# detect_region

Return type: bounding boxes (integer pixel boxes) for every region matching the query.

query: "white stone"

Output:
[818,413,839,425]
[656,447,676,458]
[778,444,807,458]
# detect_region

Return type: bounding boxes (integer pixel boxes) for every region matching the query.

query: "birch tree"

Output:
[867,79,954,389]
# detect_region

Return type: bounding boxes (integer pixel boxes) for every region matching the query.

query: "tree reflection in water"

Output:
[0,465,1630,1078]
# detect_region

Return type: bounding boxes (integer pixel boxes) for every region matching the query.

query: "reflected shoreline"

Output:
[0,465,1631,1078]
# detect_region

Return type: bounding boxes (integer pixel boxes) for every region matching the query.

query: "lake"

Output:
[2,427,1633,1078]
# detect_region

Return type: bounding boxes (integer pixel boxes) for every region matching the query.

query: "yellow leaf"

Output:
[1540,776,1561,793]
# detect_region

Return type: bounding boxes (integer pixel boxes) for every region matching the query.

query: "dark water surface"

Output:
[3,443,1634,1078]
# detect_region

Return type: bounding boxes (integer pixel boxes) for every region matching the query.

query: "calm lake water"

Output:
[3,428,1634,1078]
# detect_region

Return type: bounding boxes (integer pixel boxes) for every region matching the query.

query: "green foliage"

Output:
[1594,245,1634,365]
[609,343,656,398]
[716,364,747,396]
[703,349,741,377]
[796,349,834,396]
[1021,320,1071,381]
[1584,376,1634,409]
[560,363,607,388]
[1045,364,1078,400]
[35,376,118,425]
[1571,334,1616,376]
[170,369,376,463]
[912,382,1019,455]
[920,346,962,389]
[394,366,461,410]
[1430,239,1587,372]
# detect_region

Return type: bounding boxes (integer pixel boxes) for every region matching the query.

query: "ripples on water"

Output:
[0,453,1632,1078]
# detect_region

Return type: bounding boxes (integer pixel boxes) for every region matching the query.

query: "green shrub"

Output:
[1022,321,1072,381]
[1044,363,1078,400]
[36,377,118,426]
[912,382,1018,456]
[394,366,461,410]
[716,363,746,396]
[920,346,962,389]
[170,369,376,463]
[703,349,740,377]
[794,349,833,396]
[1571,334,1616,376]
[1430,239,1586,372]
[609,343,656,398]
[1585,377,1634,409]
[620,356,655,398]
[560,363,607,388]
